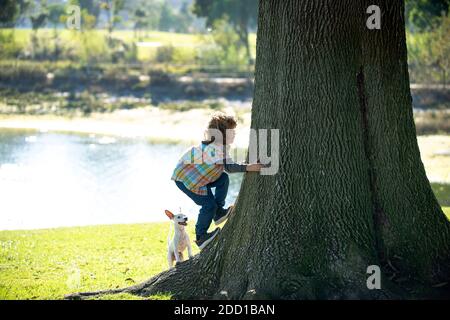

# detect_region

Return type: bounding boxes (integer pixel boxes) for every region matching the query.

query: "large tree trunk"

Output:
[66,0,450,300]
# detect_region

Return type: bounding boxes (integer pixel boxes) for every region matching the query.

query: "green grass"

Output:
[436,182,450,220]
[0,184,449,300]
[430,182,450,220]
[1,29,202,46]
[443,207,450,218]
[431,183,450,207]
[86,292,172,300]
[0,222,202,300]
[0,28,257,62]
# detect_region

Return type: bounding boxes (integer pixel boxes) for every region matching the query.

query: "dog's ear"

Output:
[165,210,174,220]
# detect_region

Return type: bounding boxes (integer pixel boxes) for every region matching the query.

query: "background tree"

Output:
[73,0,101,27]
[100,0,125,36]
[405,0,449,31]
[29,1,48,34]
[132,0,164,33]
[8,0,33,28]
[98,0,126,63]
[0,0,20,27]
[405,3,450,85]
[410,12,450,87]
[48,4,65,29]
[27,0,49,59]
[47,3,65,60]
[0,0,20,59]
[198,17,248,68]
[178,1,195,33]
[158,2,177,32]
[132,8,148,39]
[67,0,450,300]
[193,0,258,64]
[0,0,31,59]
[64,0,97,30]
[429,14,450,87]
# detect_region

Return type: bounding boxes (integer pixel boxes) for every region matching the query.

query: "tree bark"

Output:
[65,0,450,300]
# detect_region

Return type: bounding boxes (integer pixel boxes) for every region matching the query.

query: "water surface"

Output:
[0,128,242,230]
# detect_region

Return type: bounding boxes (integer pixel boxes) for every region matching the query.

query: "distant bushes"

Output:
[0,59,254,104]
[406,15,450,86]
[0,29,139,65]
[0,11,448,85]
[196,18,248,68]
[158,100,225,112]
[414,110,450,135]
[0,60,48,85]
[0,88,151,116]
[155,45,176,63]
[0,31,21,59]
[0,87,229,116]
[0,25,253,73]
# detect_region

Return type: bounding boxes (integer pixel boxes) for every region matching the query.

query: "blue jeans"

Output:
[175,172,229,239]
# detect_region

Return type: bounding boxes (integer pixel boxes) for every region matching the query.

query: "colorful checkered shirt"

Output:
[171,143,227,195]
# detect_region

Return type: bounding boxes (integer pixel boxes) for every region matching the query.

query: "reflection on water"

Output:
[0,128,243,230]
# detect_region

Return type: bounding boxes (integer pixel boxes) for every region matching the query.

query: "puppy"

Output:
[165,209,193,267]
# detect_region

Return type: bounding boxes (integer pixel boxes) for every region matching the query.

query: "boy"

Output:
[171,112,264,249]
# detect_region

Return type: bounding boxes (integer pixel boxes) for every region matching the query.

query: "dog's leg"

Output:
[187,240,193,259]
[168,250,174,267]
[174,250,181,263]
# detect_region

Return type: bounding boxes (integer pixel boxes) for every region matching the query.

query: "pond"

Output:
[0,128,243,231]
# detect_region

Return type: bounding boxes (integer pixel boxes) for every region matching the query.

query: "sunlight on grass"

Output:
[0,29,258,63]
[0,222,199,300]
[85,292,172,300]
[0,29,201,45]
[443,207,450,221]
[431,183,450,207]
[431,183,450,221]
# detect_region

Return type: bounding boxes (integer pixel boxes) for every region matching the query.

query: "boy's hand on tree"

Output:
[246,163,266,172]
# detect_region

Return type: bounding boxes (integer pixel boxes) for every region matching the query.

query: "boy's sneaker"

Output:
[195,228,220,250]
[213,205,234,226]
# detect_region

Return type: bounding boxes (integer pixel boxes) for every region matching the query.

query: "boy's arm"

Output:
[212,146,265,172]
[223,158,266,173]
[224,157,247,173]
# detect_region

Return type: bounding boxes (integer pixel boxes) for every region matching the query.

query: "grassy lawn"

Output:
[1,28,257,62]
[0,222,202,300]
[1,184,449,300]
[2,29,202,46]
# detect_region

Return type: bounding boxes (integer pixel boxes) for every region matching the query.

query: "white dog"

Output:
[165,209,193,267]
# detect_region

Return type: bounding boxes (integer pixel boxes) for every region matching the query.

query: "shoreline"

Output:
[0,112,448,185]
[0,107,252,147]
[0,111,448,180]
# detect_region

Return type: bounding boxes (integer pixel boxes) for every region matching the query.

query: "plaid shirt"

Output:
[171,143,227,195]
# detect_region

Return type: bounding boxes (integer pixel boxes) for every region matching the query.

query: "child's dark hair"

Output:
[202,112,237,145]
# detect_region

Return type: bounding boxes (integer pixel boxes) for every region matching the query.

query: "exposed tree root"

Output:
[65,248,221,300]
